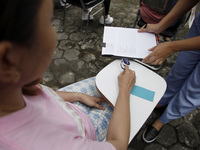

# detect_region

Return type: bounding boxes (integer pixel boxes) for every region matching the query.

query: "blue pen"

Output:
[120,58,130,70]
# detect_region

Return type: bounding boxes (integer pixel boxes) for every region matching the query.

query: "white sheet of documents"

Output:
[102,26,157,58]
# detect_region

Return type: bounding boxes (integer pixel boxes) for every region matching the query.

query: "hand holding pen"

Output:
[118,65,136,93]
[140,24,160,45]
[138,23,162,35]
[120,58,130,70]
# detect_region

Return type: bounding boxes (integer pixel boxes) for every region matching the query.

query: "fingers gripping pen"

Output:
[120,58,130,70]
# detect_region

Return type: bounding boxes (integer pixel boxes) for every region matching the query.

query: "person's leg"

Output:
[99,0,113,24]
[144,61,200,143]
[158,12,200,107]
[158,51,200,107]
[58,77,113,141]
[104,0,110,16]
[156,11,200,128]
[159,62,200,124]
[155,59,200,127]
[143,12,200,143]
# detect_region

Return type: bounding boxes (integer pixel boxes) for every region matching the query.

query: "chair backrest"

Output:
[160,11,190,39]
[66,0,104,10]
[135,0,190,40]
[142,0,175,14]
[64,0,82,7]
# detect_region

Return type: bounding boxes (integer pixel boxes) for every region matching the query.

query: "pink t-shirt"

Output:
[0,85,116,150]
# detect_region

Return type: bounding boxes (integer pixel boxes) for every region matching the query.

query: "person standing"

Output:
[138,0,200,143]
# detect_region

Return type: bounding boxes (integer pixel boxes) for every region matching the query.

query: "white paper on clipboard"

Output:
[102,26,157,59]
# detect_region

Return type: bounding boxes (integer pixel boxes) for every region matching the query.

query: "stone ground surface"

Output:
[43,0,200,149]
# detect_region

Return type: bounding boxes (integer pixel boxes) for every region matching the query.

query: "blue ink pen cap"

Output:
[122,58,130,65]
[120,58,130,70]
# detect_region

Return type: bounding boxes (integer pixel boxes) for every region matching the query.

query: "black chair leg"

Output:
[134,9,140,28]
[62,2,71,32]
[83,11,91,43]
[61,3,67,32]
[102,3,105,26]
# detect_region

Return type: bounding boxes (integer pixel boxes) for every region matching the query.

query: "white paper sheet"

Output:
[102,26,157,58]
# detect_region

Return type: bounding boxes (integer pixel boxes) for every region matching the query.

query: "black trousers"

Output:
[104,0,110,15]
[84,0,111,15]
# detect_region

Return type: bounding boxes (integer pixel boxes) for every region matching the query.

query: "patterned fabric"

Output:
[58,77,113,141]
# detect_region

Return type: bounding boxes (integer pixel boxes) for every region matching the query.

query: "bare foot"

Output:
[152,119,164,131]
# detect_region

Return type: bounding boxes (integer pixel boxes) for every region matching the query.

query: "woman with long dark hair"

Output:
[0,0,135,149]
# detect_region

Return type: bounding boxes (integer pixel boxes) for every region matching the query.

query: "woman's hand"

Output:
[118,65,136,94]
[56,91,105,110]
[138,23,163,35]
[142,42,175,65]
[77,93,105,110]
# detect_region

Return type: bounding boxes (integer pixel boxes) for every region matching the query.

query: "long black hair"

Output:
[0,0,43,95]
[0,0,42,46]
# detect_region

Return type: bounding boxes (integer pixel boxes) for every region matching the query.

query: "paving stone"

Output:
[197,145,200,150]
[157,66,171,78]
[54,58,67,67]
[65,25,80,33]
[65,60,89,76]
[57,32,69,40]
[123,18,135,24]
[80,42,95,50]
[169,143,193,150]
[52,18,63,32]
[69,32,84,41]
[53,48,63,59]
[169,117,184,127]
[77,60,85,70]
[144,143,167,150]
[177,122,200,148]
[88,63,98,73]
[62,18,75,26]
[94,60,108,70]
[57,71,75,85]
[52,18,62,26]
[81,53,96,62]
[166,53,178,65]
[156,125,177,147]
[58,40,74,50]
[184,109,200,122]
[188,109,200,134]
[43,70,54,84]
[63,49,80,61]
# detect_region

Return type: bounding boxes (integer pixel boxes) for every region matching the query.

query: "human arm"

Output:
[138,0,199,34]
[106,65,136,150]
[142,36,200,65]
[56,91,105,110]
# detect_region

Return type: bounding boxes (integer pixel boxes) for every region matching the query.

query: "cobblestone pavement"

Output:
[43,0,200,149]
